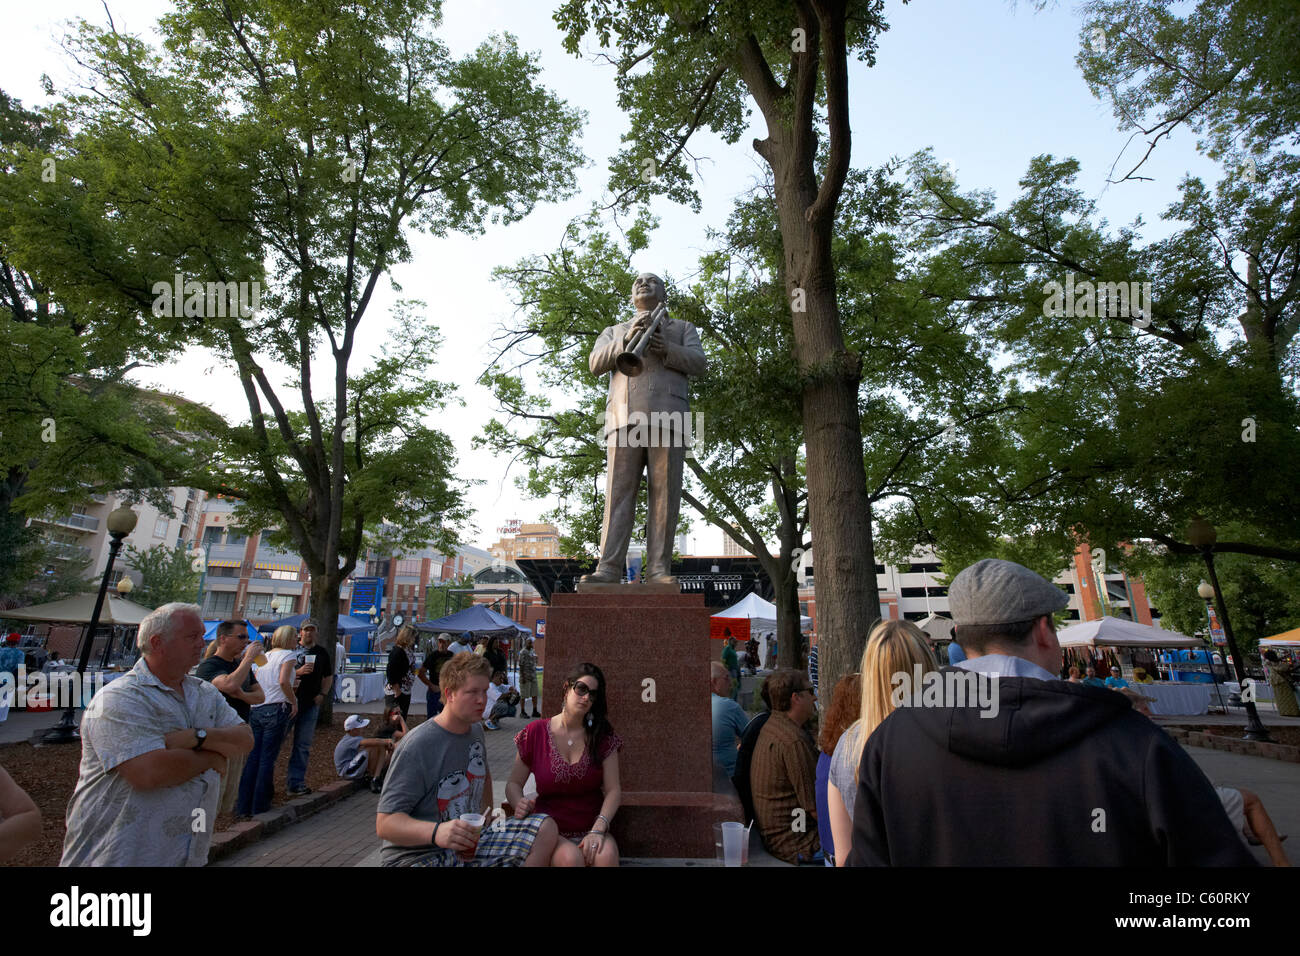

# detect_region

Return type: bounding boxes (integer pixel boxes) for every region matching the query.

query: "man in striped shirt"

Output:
[750,668,821,865]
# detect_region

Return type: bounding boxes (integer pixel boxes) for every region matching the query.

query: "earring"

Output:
[586,713,593,728]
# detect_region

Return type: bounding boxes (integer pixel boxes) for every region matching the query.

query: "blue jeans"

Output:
[426,685,443,717]
[237,702,292,816]
[287,700,319,790]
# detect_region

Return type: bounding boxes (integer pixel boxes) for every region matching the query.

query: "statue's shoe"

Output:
[643,572,678,585]
[579,569,621,584]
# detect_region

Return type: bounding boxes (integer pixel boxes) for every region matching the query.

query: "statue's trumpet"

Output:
[615,302,667,377]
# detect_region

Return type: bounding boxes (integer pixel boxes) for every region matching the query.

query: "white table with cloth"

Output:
[1139,682,1212,716]
[335,669,384,704]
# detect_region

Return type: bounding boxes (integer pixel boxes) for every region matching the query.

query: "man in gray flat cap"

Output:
[846,558,1255,867]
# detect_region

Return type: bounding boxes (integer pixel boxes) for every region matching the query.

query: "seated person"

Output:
[1081,666,1108,688]
[335,715,394,793]
[375,654,559,867]
[732,680,772,824]
[1131,667,1155,684]
[1216,786,1290,867]
[508,663,622,867]
[482,671,519,731]
[1104,666,1129,689]
[750,668,821,865]
[711,662,748,778]
[376,706,407,743]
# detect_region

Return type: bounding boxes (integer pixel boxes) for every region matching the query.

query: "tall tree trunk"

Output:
[310,568,341,726]
[775,191,878,713]
[774,561,802,671]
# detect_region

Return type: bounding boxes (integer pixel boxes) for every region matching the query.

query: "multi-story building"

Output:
[488,522,562,562]
[363,542,496,621]
[721,532,752,557]
[194,496,309,622]
[792,543,1161,632]
[28,487,205,587]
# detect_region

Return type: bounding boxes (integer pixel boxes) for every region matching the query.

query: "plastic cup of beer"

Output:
[458,812,485,862]
[250,643,267,667]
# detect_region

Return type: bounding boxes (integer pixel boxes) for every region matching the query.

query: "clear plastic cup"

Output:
[722,821,745,867]
[458,812,485,862]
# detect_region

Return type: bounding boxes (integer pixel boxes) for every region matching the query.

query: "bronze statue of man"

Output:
[580,273,707,586]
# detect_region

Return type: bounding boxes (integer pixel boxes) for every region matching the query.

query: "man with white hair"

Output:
[61,602,254,867]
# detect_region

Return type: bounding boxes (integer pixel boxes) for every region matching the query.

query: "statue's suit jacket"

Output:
[589,313,707,434]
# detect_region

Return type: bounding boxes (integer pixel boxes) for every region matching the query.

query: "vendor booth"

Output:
[710,593,812,670]
[1056,617,1223,715]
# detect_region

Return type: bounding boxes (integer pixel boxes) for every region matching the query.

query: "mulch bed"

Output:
[1,710,372,867]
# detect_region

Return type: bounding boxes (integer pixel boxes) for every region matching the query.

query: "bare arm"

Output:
[594,751,622,831]
[828,781,853,867]
[163,725,252,759]
[280,660,297,717]
[0,766,41,864]
[116,749,226,792]
[505,754,534,817]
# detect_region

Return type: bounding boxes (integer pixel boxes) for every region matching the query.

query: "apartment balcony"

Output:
[49,542,93,562]
[32,512,100,533]
[207,543,248,563]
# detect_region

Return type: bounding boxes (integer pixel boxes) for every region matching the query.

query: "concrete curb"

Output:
[208,778,367,864]
[1166,726,1300,763]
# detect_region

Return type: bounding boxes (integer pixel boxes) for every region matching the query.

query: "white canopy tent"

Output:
[1055,616,1201,649]
[916,613,955,644]
[711,593,811,669]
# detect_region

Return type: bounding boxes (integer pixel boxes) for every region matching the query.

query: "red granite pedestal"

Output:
[543,590,742,857]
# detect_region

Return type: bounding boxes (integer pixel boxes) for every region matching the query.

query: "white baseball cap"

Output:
[344,715,370,731]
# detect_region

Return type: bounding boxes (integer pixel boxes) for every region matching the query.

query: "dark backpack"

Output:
[730,710,771,825]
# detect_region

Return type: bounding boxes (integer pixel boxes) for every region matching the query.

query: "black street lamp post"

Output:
[1187,516,1271,742]
[43,504,138,745]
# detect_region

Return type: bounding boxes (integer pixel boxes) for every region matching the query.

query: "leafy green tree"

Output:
[554,0,897,691]
[3,0,584,657]
[124,543,201,610]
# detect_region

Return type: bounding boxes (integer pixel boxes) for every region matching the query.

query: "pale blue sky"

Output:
[1,0,1219,552]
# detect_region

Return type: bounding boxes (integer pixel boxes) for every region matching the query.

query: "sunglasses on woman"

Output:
[571,681,599,698]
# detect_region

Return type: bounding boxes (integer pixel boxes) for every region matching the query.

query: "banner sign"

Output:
[1206,603,1226,646]
[710,617,750,642]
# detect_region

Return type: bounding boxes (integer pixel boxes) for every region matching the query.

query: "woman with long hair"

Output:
[236,625,299,818]
[384,626,418,719]
[816,673,862,866]
[826,620,937,866]
[506,662,623,867]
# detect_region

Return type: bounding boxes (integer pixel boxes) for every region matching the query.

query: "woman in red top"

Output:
[507,662,622,867]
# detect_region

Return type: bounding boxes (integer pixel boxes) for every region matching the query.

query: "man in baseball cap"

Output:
[335,714,394,793]
[847,557,1255,867]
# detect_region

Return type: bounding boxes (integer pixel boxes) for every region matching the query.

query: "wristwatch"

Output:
[193,729,207,750]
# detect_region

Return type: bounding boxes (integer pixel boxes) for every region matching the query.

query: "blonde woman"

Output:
[384,626,418,719]
[236,626,299,818]
[826,620,937,866]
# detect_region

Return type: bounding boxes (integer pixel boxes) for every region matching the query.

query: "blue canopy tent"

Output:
[203,619,258,643]
[417,604,529,638]
[256,613,376,655]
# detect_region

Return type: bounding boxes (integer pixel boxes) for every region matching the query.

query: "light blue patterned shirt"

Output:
[60,656,242,867]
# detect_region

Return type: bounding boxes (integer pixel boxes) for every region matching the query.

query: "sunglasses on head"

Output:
[571,681,599,698]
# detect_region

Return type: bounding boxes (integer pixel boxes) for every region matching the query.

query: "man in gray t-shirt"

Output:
[377,718,491,865]
[375,654,560,867]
